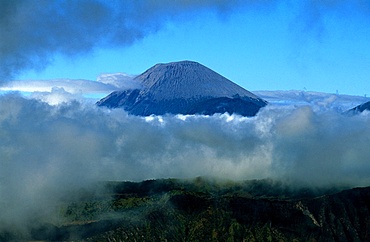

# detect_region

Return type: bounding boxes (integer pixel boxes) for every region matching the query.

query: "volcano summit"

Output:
[97,61,267,116]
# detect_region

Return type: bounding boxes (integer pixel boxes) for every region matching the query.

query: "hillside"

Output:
[2,178,369,241]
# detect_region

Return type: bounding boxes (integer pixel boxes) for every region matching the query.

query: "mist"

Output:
[1,93,370,231]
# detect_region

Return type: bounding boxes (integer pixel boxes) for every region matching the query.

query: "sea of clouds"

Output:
[1,89,370,231]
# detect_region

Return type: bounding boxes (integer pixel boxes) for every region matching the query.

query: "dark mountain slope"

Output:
[3,178,370,241]
[97,61,267,116]
[347,100,370,114]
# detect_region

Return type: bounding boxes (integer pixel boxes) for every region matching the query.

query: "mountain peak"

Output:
[153,60,200,67]
[97,61,267,116]
[136,60,261,100]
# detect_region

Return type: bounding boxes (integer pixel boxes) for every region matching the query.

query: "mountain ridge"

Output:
[347,100,370,114]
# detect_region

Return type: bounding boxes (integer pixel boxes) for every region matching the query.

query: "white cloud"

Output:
[96,72,138,89]
[0,91,370,231]
[255,90,370,112]
[0,78,117,94]
[0,73,139,105]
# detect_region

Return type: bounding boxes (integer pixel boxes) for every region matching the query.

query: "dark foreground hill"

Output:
[97,61,267,116]
[1,178,370,241]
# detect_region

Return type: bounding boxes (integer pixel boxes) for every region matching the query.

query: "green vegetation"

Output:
[1,177,369,241]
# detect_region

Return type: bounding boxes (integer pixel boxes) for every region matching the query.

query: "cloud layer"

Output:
[255,90,370,112]
[1,93,370,230]
[0,73,138,104]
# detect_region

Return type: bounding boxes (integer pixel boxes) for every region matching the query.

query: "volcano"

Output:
[97,61,267,116]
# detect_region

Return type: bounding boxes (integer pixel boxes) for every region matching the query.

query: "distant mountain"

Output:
[97,61,267,116]
[255,90,370,111]
[347,101,370,114]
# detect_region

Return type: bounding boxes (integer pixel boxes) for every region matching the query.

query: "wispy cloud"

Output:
[255,90,370,112]
[0,79,115,93]
[0,72,138,104]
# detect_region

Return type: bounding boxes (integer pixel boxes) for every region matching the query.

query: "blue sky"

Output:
[2,1,370,96]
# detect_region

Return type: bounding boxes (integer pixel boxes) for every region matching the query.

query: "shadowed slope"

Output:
[347,101,370,114]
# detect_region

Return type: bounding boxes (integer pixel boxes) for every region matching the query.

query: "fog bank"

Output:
[1,93,370,230]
